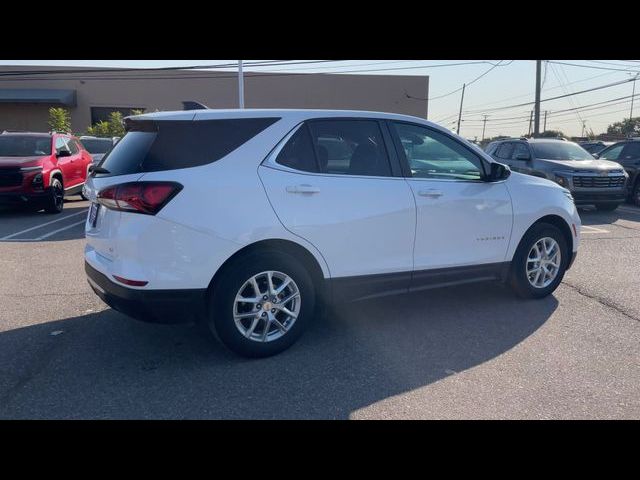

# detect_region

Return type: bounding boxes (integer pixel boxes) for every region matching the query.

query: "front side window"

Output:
[495,143,515,159]
[392,123,484,181]
[308,120,392,177]
[0,135,51,156]
[55,137,68,153]
[511,143,530,159]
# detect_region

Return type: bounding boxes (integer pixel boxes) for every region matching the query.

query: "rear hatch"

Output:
[84,113,279,264]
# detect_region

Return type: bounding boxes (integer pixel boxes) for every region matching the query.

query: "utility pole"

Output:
[582,121,587,137]
[543,110,548,133]
[528,110,533,137]
[629,73,638,123]
[456,83,466,135]
[481,115,488,141]
[238,60,245,109]
[534,60,542,137]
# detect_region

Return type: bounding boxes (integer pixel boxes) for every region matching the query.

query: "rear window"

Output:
[95,118,279,177]
[81,138,113,154]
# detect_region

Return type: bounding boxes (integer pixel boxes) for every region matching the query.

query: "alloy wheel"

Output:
[233,270,301,342]
[526,237,562,289]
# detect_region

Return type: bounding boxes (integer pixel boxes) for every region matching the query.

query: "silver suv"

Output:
[485,138,628,211]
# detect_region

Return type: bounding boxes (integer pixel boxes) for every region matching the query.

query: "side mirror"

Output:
[592,153,600,159]
[487,162,511,182]
[515,153,530,161]
[56,149,71,158]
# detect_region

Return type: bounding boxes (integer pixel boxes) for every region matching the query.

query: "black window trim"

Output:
[386,120,489,181]
[266,117,404,179]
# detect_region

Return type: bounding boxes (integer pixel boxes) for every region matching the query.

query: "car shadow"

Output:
[577,204,640,226]
[0,196,87,242]
[0,282,558,419]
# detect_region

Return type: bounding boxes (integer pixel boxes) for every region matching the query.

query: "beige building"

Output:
[0,66,429,133]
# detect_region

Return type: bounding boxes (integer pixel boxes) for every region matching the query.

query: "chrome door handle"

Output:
[418,189,443,198]
[286,184,320,194]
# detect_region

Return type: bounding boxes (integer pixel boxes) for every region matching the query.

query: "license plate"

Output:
[88,202,100,228]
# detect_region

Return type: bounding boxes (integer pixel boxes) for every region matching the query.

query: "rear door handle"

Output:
[418,189,443,198]
[286,184,320,194]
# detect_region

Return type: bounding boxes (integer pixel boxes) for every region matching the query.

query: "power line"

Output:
[0,61,492,83]
[463,77,638,114]
[424,60,512,101]
[548,61,640,73]
[0,60,337,77]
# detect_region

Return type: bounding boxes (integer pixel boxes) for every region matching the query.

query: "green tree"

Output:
[539,130,566,138]
[86,109,145,137]
[48,107,72,133]
[607,117,640,137]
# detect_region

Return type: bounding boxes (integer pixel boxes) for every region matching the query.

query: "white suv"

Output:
[84,109,581,357]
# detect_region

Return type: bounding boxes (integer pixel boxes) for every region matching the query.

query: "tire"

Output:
[43,178,64,214]
[206,251,316,358]
[632,180,640,207]
[509,222,569,299]
[595,203,619,212]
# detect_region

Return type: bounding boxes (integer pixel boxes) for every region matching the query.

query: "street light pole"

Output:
[456,83,466,135]
[238,60,245,109]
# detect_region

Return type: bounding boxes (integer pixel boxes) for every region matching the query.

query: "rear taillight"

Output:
[97,182,182,215]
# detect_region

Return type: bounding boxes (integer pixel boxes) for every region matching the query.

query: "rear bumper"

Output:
[85,261,207,324]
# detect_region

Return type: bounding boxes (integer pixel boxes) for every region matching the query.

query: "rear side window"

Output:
[276,126,318,173]
[621,142,640,160]
[308,120,392,177]
[66,138,80,155]
[96,118,279,176]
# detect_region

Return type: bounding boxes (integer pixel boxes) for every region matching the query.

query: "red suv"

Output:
[0,131,93,213]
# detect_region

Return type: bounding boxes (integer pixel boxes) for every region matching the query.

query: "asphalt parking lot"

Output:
[0,198,638,419]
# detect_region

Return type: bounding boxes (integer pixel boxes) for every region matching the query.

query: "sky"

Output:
[1,59,639,138]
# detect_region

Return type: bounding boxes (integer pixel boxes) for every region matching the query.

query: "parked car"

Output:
[485,138,628,211]
[79,136,119,164]
[0,131,93,213]
[84,110,581,358]
[579,141,613,155]
[594,139,640,205]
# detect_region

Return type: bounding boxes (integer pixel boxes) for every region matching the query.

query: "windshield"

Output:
[530,142,593,161]
[0,136,52,157]
[80,138,112,154]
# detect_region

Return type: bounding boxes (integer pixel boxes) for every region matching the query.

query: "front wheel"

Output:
[206,251,316,358]
[632,181,640,207]
[43,178,64,214]
[595,203,620,212]
[509,223,568,299]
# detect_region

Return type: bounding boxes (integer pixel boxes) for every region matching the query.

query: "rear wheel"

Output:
[509,223,568,299]
[43,178,64,214]
[595,203,620,212]
[206,251,316,358]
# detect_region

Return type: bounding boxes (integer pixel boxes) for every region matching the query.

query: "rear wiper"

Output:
[89,165,110,175]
